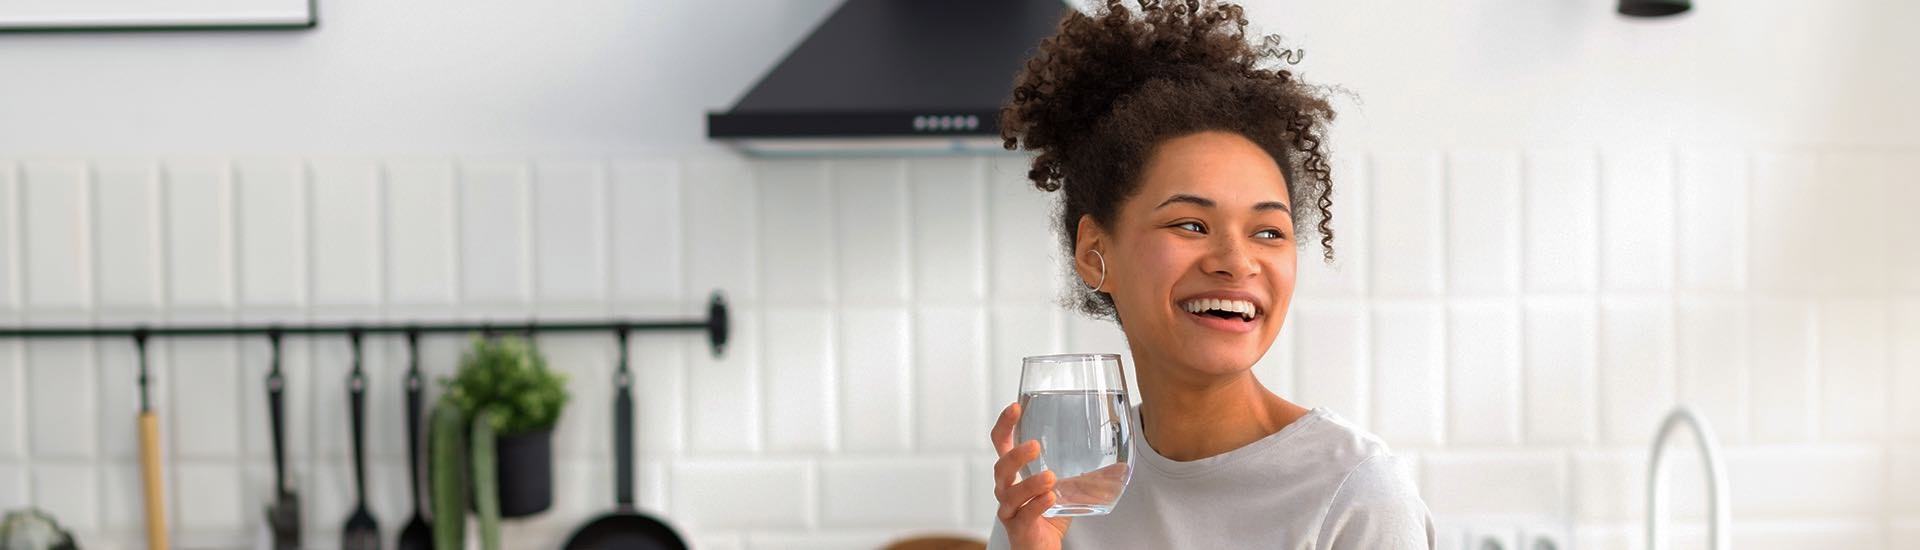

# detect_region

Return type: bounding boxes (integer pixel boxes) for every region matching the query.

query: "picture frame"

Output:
[0,0,315,32]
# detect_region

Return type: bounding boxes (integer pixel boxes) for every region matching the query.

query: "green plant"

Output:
[443,335,569,435]
[471,408,501,550]
[429,399,468,550]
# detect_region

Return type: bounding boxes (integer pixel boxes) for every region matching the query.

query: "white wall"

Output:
[1,0,1917,549]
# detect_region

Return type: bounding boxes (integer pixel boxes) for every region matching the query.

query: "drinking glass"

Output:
[1015,353,1135,517]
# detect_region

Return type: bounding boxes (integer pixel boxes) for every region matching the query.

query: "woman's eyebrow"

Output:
[1154,194,1291,216]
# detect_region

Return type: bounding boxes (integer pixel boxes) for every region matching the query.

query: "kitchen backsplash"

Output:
[1,149,1917,549]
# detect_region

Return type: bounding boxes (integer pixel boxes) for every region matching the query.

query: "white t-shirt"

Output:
[989,406,1436,549]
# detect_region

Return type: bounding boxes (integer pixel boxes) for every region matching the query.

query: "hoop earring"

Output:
[1085,250,1107,292]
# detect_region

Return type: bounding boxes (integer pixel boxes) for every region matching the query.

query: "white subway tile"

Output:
[175,461,244,531]
[29,340,95,458]
[1892,153,1920,292]
[534,161,609,304]
[1600,147,1676,291]
[1893,446,1920,514]
[31,464,98,531]
[0,471,15,532]
[1732,521,1883,550]
[458,161,532,306]
[682,157,758,303]
[1811,152,1892,292]
[383,160,457,307]
[755,160,834,305]
[988,305,1063,421]
[910,158,987,304]
[1295,306,1369,428]
[1818,299,1888,440]
[235,159,307,308]
[1522,149,1598,292]
[100,460,142,531]
[840,308,911,452]
[1748,152,1821,292]
[1897,522,1920,550]
[819,459,964,528]
[164,160,238,310]
[1296,156,1367,296]
[916,306,987,452]
[0,343,18,459]
[610,160,683,304]
[987,157,1061,301]
[632,332,688,456]
[1522,297,1597,445]
[168,340,242,458]
[95,340,150,459]
[1370,303,1444,447]
[21,161,91,310]
[92,161,162,310]
[1675,299,1751,443]
[761,308,836,452]
[835,160,911,305]
[1422,451,1566,517]
[1445,150,1520,296]
[1894,298,1920,438]
[671,460,811,530]
[1447,302,1521,446]
[689,311,759,452]
[542,333,612,458]
[1676,148,1748,291]
[1570,450,1641,522]
[1749,299,1816,442]
[1599,298,1676,444]
[968,455,997,529]
[0,160,17,310]
[1727,445,1882,519]
[695,534,746,550]
[1369,152,1444,296]
[308,160,381,308]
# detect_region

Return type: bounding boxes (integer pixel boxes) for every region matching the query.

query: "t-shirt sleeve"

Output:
[1316,454,1436,550]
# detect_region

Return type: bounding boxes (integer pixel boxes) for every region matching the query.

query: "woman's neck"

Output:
[1133,356,1310,462]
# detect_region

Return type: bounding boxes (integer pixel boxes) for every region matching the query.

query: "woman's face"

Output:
[1080,131,1297,377]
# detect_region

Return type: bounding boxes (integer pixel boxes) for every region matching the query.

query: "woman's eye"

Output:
[1255,229,1286,240]
[1174,221,1205,233]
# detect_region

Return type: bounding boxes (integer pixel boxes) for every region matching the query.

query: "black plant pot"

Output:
[492,428,554,518]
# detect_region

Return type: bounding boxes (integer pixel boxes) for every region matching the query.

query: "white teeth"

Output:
[1180,298,1259,320]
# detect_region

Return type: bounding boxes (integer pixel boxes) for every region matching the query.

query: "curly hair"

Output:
[1000,0,1339,319]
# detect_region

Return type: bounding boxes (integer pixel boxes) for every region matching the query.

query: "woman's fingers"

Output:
[997,470,1055,520]
[1009,489,1057,525]
[993,440,1040,498]
[990,402,1021,455]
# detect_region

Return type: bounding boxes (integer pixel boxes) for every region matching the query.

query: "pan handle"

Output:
[615,328,635,509]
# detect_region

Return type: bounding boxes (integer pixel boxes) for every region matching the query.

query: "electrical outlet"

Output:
[1521,526,1568,550]
[1464,528,1521,550]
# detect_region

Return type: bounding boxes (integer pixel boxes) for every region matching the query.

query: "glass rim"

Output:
[1021,353,1123,364]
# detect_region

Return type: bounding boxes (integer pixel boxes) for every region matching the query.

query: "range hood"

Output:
[706,0,1070,156]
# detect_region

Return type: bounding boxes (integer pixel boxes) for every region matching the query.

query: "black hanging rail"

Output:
[0,292,732,356]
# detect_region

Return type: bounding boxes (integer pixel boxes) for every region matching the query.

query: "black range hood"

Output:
[706,0,1070,155]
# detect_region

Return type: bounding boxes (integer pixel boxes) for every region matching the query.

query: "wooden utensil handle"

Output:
[139,411,169,550]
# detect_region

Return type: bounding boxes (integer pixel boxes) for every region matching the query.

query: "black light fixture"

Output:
[1619,0,1691,17]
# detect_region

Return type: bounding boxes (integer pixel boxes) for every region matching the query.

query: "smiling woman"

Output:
[986,1,1436,549]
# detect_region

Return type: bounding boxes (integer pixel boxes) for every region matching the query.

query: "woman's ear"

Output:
[1074,215,1109,291]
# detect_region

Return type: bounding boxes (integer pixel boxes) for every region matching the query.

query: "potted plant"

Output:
[441,335,569,518]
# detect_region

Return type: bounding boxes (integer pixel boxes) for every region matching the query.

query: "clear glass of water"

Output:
[1015,353,1135,517]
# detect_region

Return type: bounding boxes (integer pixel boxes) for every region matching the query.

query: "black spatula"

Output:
[398,330,432,550]
[342,330,381,550]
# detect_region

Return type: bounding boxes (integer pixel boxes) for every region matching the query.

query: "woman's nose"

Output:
[1202,237,1259,280]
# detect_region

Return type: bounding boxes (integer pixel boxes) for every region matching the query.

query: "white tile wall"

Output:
[0,149,1915,549]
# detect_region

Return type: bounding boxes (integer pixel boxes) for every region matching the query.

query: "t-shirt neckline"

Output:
[1132,405,1330,479]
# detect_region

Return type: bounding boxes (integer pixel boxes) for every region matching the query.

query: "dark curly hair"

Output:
[1000,0,1339,319]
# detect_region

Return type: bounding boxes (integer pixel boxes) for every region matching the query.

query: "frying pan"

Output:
[134,331,169,550]
[563,329,687,550]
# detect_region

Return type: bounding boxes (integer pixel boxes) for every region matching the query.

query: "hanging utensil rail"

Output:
[0,293,731,355]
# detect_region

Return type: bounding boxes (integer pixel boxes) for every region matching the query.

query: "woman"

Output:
[987,1,1436,548]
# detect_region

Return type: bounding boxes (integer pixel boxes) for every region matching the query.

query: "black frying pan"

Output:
[563,329,687,550]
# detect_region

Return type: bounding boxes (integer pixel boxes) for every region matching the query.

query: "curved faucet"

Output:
[1645,406,1731,550]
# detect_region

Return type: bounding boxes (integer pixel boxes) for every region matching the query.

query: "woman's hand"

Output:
[992,402,1072,550]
